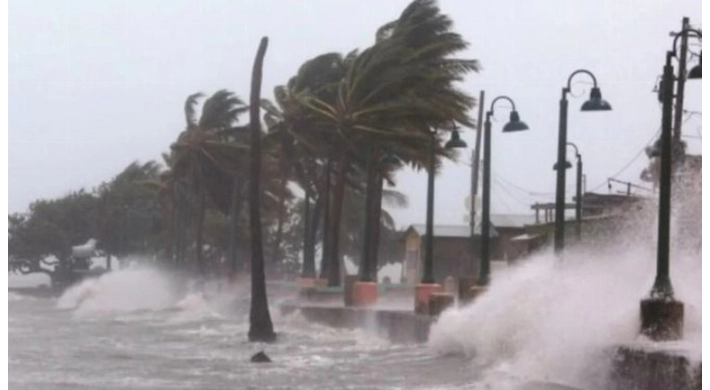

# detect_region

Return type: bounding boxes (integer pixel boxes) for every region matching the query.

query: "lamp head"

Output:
[688,51,702,79]
[581,87,612,111]
[553,161,573,170]
[502,110,530,132]
[444,129,467,149]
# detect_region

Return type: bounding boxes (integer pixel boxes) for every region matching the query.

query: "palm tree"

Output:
[170,90,249,276]
[247,37,276,343]
[296,0,479,286]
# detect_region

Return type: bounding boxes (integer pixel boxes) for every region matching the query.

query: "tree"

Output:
[296,0,479,286]
[96,160,164,260]
[9,190,99,282]
[247,37,276,343]
[170,90,249,275]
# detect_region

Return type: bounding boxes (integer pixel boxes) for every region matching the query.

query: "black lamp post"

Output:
[479,97,529,287]
[421,127,467,284]
[641,28,701,341]
[554,70,611,255]
[553,142,583,241]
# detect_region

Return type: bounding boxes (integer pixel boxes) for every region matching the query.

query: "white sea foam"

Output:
[56,267,180,315]
[429,219,701,389]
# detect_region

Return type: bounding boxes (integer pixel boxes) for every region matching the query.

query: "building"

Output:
[400,214,538,285]
[525,191,656,249]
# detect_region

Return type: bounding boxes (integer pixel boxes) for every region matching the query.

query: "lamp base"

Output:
[415,283,442,315]
[640,298,684,341]
[352,282,378,307]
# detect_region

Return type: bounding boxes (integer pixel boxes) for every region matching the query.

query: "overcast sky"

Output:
[9,0,702,229]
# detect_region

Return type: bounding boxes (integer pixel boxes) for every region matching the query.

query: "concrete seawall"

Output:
[280,301,701,389]
[610,345,701,390]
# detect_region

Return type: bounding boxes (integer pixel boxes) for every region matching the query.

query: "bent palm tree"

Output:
[170,90,249,276]
[298,0,479,286]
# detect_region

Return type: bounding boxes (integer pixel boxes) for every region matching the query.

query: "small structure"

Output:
[400,214,537,286]
[52,238,104,290]
[70,238,98,270]
[526,192,655,248]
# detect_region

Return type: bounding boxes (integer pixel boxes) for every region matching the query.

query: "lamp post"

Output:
[477,96,529,291]
[554,70,612,255]
[414,126,466,314]
[553,142,583,241]
[641,27,701,341]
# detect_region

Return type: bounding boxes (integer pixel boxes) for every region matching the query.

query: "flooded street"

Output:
[9,239,702,390]
[9,280,478,390]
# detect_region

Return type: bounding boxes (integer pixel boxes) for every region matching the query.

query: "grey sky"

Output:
[9,0,702,229]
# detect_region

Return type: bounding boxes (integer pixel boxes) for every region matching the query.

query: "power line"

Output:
[588,111,698,192]
[492,176,536,208]
[588,125,662,192]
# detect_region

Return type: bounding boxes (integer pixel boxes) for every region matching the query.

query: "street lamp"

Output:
[414,125,467,314]
[554,70,611,255]
[478,96,529,288]
[422,126,467,284]
[553,143,583,241]
[641,27,701,341]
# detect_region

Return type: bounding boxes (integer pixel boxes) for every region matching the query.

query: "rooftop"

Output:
[405,214,537,238]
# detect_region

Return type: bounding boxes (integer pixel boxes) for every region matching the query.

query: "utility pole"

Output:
[471,91,485,236]
[459,90,484,303]
[672,17,690,144]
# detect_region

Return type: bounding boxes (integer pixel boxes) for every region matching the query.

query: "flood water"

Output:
[9,238,701,390]
[8,271,478,390]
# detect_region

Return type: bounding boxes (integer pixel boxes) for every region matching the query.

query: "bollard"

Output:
[343,275,358,307]
[352,281,378,307]
[414,284,442,315]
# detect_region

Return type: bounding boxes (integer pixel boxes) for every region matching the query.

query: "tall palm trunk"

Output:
[359,149,377,282]
[163,195,174,263]
[195,191,206,276]
[301,185,312,277]
[247,37,275,343]
[301,186,322,278]
[319,158,331,280]
[229,180,244,276]
[369,172,384,281]
[177,188,188,267]
[269,173,289,270]
[327,150,350,287]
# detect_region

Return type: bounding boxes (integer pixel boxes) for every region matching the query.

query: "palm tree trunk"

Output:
[247,36,275,343]
[369,172,384,281]
[359,149,377,282]
[327,150,349,287]
[269,174,289,270]
[177,189,188,267]
[195,191,206,276]
[301,186,322,278]
[229,180,244,276]
[319,158,331,280]
[164,197,174,264]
